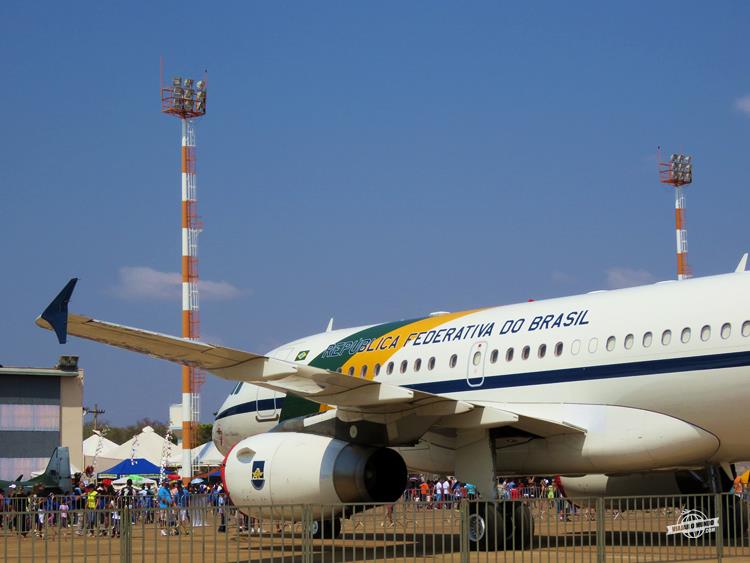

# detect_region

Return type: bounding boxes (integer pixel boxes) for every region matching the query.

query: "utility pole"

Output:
[84,403,106,431]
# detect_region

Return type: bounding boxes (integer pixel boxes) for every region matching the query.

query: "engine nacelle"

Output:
[223,432,407,513]
[560,469,730,499]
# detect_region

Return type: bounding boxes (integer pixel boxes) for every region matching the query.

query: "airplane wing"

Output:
[37,279,583,444]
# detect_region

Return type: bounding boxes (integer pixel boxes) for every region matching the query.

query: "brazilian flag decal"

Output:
[295,350,309,361]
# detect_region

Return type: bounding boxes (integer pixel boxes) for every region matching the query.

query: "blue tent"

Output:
[98,458,162,479]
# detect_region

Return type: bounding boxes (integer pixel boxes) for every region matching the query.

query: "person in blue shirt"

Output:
[140,484,154,523]
[466,482,477,500]
[175,482,190,535]
[157,481,173,536]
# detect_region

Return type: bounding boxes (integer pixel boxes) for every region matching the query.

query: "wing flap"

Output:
[436,404,585,437]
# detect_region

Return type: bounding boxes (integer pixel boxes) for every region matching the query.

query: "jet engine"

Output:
[222,432,407,515]
[560,468,731,498]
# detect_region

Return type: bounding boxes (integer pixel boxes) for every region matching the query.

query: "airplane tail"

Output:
[41,447,72,492]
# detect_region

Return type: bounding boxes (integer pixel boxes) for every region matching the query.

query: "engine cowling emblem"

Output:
[251,460,266,490]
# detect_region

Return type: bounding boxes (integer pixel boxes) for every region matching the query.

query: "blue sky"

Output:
[2,2,749,425]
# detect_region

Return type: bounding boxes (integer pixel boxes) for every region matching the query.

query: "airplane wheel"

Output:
[310,515,341,539]
[467,502,498,551]
[467,502,534,551]
[511,502,534,549]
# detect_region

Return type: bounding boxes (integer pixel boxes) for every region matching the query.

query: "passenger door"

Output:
[466,341,487,387]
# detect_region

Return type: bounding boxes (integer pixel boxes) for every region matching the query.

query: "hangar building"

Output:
[0,356,83,480]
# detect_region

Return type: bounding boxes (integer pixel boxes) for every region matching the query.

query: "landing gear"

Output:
[718,495,749,543]
[467,501,534,551]
[456,429,535,550]
[310,515,342,539]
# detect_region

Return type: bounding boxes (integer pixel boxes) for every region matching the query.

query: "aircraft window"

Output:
[428,357,436,370]
[681,328,691,344]
[571,339,581,355]
[374,363,381,376]
[624,334,634,350]
[606,336,616,351]
[743,321,750,337]
[506,348,514,361]
[661,330,672,346]
[643,332,653,348]
[554,342,563,356]
[538,344,547,358]
[721,323,732,339]
[521,346,530,360]
[348,366,355,376]
[490,349,499,363]
[700,325,711,341]
[360,365,368,378]
[386,362,394,375]
[588,338,598,353]
[472,351,481,366]
[414,358,422,372]
[400,360,408,374]
[449,354,458,368]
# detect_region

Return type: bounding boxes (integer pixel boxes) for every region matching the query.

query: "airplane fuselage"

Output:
[214,272,750,476]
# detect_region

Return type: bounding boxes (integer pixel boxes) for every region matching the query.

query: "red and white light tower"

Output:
[161,72,207,479]
[658,152,694,280]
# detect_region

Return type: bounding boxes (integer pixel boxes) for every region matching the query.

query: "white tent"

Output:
[167,441,224,468]
[83,434,119,457]
[192,441,224,466]
[105,426,176,467]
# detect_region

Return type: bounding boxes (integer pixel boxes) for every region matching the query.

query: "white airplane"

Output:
[36,262,750,545]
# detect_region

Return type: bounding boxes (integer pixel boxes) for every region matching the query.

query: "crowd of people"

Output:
[405,477,477,508]
[0,472,227,539]
[403,475,577,520]
[406,476,562,504]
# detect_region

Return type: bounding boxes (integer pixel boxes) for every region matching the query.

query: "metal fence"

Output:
[1,492,748,562]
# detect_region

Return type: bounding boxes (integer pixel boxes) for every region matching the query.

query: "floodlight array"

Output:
[169,76,207,114]
[669,153,693,185]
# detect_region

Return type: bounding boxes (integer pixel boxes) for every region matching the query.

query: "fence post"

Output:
[596,497,605,563]
[120,506,131,563]
[715,493,723,563]
[459,499,469,563]
[302,504,313,563]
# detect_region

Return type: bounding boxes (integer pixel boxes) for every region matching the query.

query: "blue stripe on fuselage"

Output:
[405,349,750,394]
[215,398,285,421]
